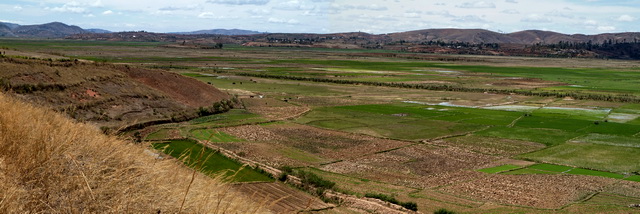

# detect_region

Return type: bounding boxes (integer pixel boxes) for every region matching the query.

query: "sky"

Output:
[1,0,639,34]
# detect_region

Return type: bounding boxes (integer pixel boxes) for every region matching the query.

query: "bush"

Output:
[434,208,456,214]
[365,193,399,204]
[399,201,418,211]
[297,171,335,190]
[278,173,288,182]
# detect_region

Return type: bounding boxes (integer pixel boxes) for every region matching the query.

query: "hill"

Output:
[0,93,262,213]
[389,28,521,44]
[0,56,230,130]
[0,24,15,37]
[12,22,86,38]
[85,28,111,34]
[172,28,263,35]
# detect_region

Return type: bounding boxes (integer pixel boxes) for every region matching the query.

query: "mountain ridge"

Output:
[2,21,640,44]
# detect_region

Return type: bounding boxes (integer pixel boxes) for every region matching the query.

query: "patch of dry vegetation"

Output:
[0,93,266,213]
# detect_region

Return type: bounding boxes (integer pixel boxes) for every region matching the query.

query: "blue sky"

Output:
[1,0,639,34]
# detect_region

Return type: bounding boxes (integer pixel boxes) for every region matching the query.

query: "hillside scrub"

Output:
[0,93,265,213]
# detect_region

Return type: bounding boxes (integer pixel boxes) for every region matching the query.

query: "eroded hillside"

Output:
[0,56,229,129]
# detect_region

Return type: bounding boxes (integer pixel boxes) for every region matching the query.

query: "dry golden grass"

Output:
[0,93,268,213]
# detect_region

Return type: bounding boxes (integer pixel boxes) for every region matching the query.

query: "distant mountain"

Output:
[171,29,263,36]
[12,22,86,38]
[85,28,111,34]
[0,23,16,37]
[389,29,522,44]
[0,22,21,30]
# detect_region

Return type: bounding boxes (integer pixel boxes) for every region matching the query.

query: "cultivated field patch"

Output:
[477,164,522,174]
[569,133,640,148]
[441,174,617,209]
[234,182,332,213]
[441,136,545,156]
[520,143,640,173]
[189,129,242,142]
[152,139,273,182]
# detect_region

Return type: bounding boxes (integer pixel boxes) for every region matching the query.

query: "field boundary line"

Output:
[507,115,525,128]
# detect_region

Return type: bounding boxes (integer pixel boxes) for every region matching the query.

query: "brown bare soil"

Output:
[266,124,412,160]
[217,142,318,167]
[234,182,332,213]
[126,67,229,108]
[439,136,545,156]
[441,174,618,209]
[322,145,497,189]
[220,125,287,142]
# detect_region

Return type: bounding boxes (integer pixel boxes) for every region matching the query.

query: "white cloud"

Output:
[198,12,232,19]
[597,25,615,31]
[521,14,552,23]
[206,0,269,5]
[331,3,388,11]
[453,15,489,23]
[457,1,496,8]
[505,0,518,3]
[617,15,636,22]
[501,9,519,14]
[267,17,299,24]
[13,5,23,11]
[276,0,315,10]
[102,10,113,15]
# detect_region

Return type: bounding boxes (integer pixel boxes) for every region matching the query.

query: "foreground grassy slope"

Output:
[0,93,264,213]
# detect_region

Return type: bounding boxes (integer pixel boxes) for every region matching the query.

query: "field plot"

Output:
[265,123,412,160]
[477,164,522,173]
[189,109,268,127]
[234,182,332,213]
[216,123,412,166]
[476,126,582,146]
[151,139,273,182]
[145,128,181,140]
[569,133,640,148]
[299,168,418,197]
[299,103,520,140]
[190,129,242,142]
[441,136,545,156]
[441,174,617,209]
[520,143,640,173]
[242,98,310,120]
[321,144,497,189]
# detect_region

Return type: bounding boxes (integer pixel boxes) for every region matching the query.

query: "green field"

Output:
[502,168,559,175]
[528,163,574,172]
[152,139,273,182]
[499,163,635,180]
[478,164,523,174]
[625,175,640,182]
[189,109,268,127]
[190,129,242,142]
[520,143,640,173]
[565,168,625,179]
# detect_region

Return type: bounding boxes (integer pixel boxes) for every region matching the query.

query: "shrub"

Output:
[400,201,418,211]
[434,208,456,214]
